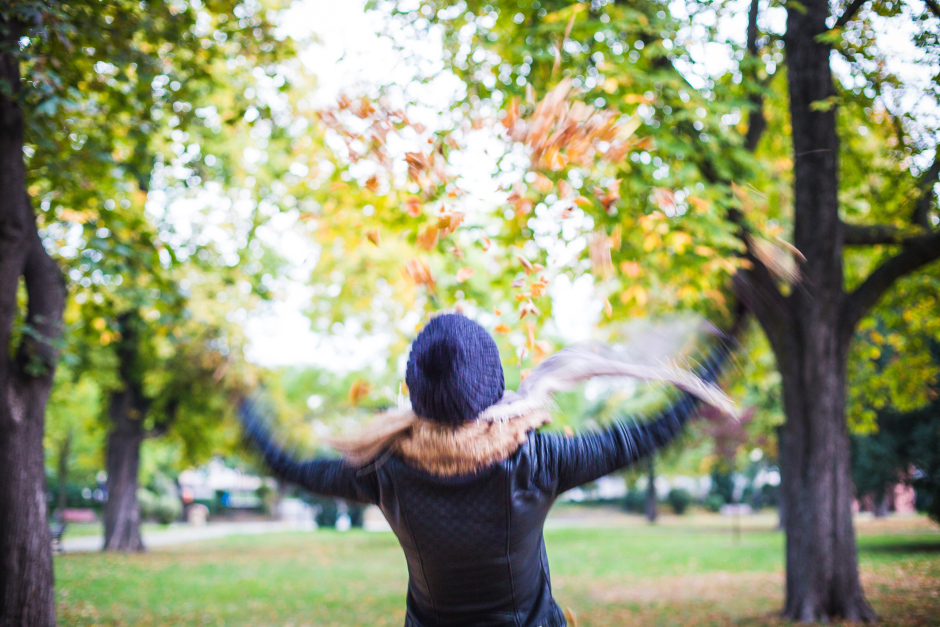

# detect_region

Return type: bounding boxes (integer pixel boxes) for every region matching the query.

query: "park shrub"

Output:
[703,494,725,513]
[138,488,182,524]
[667,488,692,515]
[623,489,646,514]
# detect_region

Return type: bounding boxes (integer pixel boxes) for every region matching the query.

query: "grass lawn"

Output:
[55,512,940,627]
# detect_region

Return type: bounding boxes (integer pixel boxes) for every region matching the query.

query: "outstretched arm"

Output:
[239,400,380,504]
[535,335,735,495]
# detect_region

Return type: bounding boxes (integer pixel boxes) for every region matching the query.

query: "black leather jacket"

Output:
[242,343,729,627]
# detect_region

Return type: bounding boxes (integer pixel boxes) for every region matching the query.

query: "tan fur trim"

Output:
[392,410,551,476]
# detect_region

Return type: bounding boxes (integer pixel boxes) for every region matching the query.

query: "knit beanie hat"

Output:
[406,313,505,425]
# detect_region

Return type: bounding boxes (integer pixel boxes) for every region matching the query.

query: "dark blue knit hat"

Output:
[406,313,505,425]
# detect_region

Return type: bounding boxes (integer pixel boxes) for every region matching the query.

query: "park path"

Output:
[60,520,311,553]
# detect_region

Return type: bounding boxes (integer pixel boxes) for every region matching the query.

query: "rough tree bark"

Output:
[777,0,875,619]
[102,316,151,552]
[0,18,66,627]
[730,0,940,620]
[102,390,148,552]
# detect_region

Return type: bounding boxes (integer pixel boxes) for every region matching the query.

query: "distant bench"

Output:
[61,508,97,523]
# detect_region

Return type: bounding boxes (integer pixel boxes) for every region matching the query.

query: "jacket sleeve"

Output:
[535,337,733,496]
[239,400,380,504]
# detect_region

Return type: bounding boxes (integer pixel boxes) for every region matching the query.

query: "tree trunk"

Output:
[0,17,65,627]
[645,458,657,523]
[56,431,73,517]
[103,387,147,552]
[776,0,876,619]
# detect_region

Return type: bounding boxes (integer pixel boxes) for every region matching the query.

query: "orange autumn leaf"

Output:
[494,324,511,334]
[456,267,474,282]
[517,255,535,275]
[364,175,380,192]
[621,261,642,278]
[652,187,677,213]
[481,237,492,251]
[519,300,541,319]
[366,229,381,246]
[403,258,435,290]
[533,173,553,194]
[416,226,439,251]
[404,197,423,217]
[348,379,373,406]
[603,298,613,317]
[589,231,614,278]
[405,152,431,182]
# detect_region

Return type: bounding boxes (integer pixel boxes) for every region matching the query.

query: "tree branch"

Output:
[14,195,66,381]
[842,221,926,246]
[924,0,940,20]
[833,0,869,29]
[743,0,767,152]
[841,230,940,338]
[728,209,788,351]
[913,151,940,228]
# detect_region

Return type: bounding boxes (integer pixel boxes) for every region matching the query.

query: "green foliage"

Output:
[851,347,940,523]
[703,494,725,513]
[666,487,692,515]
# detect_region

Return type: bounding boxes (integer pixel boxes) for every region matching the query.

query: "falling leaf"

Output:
[517,255,535,274]
[494,324,511,334]
[563,426,575,437]
[652,187,677,213]
[533,173,553,194]
[593,180,621,213]
[493,307,502,316]
[519,300,541,319]
[438,211,464,236]
[533,340,552,362]
[348,379,373,406]
[589,231,614,278]
[481,237,492,251]
[416,227,439,251]
[558,179,574,199]
[404,197,423,217]
[329,181,349,193]
[456,267,474,282]
[366,229,381,246]
[501,98,520,129]
[404,258,435,290]
[688,196,710,212]
[603,298,613,317]
[511,277,526,288]
[573,196,592,207]
[364,175,380,192]
[405,152,431,182]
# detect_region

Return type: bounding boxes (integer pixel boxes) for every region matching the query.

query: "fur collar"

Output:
[392,410,551,476]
